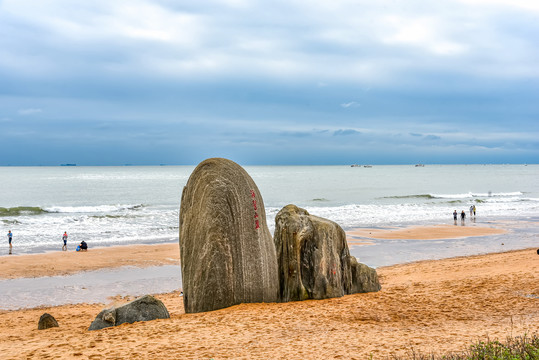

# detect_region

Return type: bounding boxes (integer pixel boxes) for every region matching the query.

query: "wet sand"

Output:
[0,243,180,280]
[347,223,507,240]
[0,224,507,280]
[0,225,537,359]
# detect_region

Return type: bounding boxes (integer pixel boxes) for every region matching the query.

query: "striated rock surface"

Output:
[274,204,352,301]
[179,158,279,313]
[349,255,381,293]
[38,313,59,330]
[88,295,169,331]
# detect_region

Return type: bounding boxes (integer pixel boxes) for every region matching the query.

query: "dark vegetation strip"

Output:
[389,333,539,360]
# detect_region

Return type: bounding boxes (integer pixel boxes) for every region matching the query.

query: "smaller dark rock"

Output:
[38,313,59,330]
[88,295,170,331]
[349,256,381,293]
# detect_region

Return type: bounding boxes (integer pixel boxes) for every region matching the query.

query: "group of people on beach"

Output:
[453,205,477,225]
[6,230,88,254]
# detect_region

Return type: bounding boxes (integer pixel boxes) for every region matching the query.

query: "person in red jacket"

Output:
[62,232,68,251]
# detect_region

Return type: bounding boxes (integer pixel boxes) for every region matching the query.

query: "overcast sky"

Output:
[1,0,538,165]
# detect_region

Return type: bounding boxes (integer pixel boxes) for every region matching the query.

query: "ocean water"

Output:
[1,164,538,255]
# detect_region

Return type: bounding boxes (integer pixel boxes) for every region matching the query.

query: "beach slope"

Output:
[0,244,537,359]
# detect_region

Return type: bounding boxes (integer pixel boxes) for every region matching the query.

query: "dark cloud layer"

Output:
[0,0,538,165]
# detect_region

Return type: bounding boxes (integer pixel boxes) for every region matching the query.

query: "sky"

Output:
[1,0,538,165]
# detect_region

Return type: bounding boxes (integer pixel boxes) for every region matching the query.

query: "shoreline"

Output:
[0,222,516,280]
[0,247,537,359]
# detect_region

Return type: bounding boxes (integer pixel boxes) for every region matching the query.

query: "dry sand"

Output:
[0,225,537,359]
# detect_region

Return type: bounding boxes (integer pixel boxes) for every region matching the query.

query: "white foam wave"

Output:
[430,191,523,199]
[266,199,539,230]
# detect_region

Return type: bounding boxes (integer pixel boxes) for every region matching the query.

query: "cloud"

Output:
[0,0,537,165]
[18,108,43,115]
[2,0,534,84]
[340,101,360,108]
[334,129,361,136]
[381,15,468,56]
[278,131,312,138]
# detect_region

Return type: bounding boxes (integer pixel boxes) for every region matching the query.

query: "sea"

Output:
[1,164,538,256]
[1,164,538,309]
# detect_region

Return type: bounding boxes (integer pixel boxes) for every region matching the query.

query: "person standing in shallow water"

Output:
[453,210,458,224]
[460,210,466,225]
[7,230,12,254]
[62,232,68,251]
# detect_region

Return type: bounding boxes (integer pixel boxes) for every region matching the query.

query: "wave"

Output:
[44,204,144,213]
[2,219,22,224]
[0,206,47,216]
[430,192,523,199]
[0,204,144,216]
[385,192,524,200]
[383,194,435,199]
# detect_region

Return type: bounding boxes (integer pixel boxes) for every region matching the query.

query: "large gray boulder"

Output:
[38,313,59,330]
[274,204,381,302]
[349,255,381,293]
[88,295,170,331]
[179,158,280,313]
[274,204,352,301]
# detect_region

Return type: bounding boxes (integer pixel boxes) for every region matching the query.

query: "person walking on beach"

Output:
[62,231,68,251]
[453,210,458,224]
[7,230,12,247]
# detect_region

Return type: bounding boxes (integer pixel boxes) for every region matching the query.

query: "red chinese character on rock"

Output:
[250,190,260,229]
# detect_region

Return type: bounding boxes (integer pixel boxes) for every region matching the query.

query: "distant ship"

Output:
[415,164,425,167]
[60,163,77,166]
[363,165,373,168]
[351,164,361,167]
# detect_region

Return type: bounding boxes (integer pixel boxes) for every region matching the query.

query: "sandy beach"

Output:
[0,224,537,359]
[0,243,180,280]
[347,223,507,240]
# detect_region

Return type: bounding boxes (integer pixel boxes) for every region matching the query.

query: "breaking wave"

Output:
[0,204,144,217]
[385,192,524,200]
[0,206,47,216]
[383,194,435,199]
[44,204,144,213]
